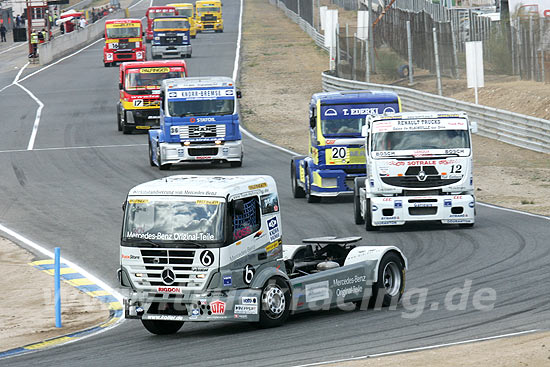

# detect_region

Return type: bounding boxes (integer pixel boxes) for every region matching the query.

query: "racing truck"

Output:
[118,174,407,334]
[117,61,188,134]
[145,6,177,43]
[195,0,223,33]
[103,19,146,67]
[291,90,401,203]
[148,76,243,169]
[151,16,192,59]
[167,3,197,38]
[354,111,477,230]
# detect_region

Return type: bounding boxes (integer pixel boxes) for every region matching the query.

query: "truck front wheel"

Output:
[290,158,305,198]
[370,252,405,308]
[258,277,290,328]
[354,178,365,225]
[117,107,122,132]
[306,172,321,203]
[141,319,183,335]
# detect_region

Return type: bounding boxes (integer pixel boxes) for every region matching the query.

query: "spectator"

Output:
[30,30,38,57]
[60,21,65,34]
[0,24,6,42]
[79,16,87,29]
[16,15,21,28]
[38,28,45,43]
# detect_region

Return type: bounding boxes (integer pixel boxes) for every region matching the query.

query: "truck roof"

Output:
[311,90,399,105]
[371,111,468,121]
[120,60,187,71]
[105,18,142,25]
[128,175,276,198]
[162,76,234,89]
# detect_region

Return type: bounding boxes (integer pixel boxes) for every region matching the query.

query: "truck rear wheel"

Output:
[370,252,405,308]
[365,199,378,231]
[354,178,365,225]
[148,140,155,167]
[117,108,122,132]
[258,277,290,328]
[141,319,183,335]
[290,158,305,198]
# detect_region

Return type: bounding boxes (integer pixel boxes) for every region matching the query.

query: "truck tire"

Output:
[353,178,366,225]
[290,158,306,198]
[258,277,290,328]
[117,107,122,132]
[148,140,155,167]
[365,199,378,231]
[230,158,243,167]
[141,319,183,335]
[156,145,171,170]
[305,171,321,203]
[370,252,405,308]
[104,62,110,67]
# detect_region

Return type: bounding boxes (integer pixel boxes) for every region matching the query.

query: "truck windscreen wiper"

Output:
[123,238,161,247]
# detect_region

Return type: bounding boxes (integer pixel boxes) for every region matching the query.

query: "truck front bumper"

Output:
[159,140,242,165]
[369,194,475,226]
[125,108,160,129]
[197,22,223,31]
[151,44,192,58]
[310,169,364,197]
[125,288,261,322]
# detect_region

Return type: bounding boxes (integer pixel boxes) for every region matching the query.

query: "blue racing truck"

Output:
[291,91,401,202]
[151,16,192,59]
[148,77,243,170]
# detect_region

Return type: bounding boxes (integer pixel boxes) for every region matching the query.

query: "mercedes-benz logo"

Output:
[417,170,427,182]
[161,268,176,285]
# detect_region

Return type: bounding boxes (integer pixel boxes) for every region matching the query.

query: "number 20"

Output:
[331,147,346,159]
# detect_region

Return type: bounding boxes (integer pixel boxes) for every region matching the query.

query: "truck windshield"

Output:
[198,7,220,13]
[122,197,225,247]
[149,11,176,19]
[106,26,141,38]
[154,20,190,29]
[322,118,364,135]
[320,102,398,136]
[126,70,185,90]
[177,9,193,17]
[372,129,470,152]
[168,99,234,116]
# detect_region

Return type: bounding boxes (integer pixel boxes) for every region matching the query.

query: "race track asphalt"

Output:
[0,0,549,365]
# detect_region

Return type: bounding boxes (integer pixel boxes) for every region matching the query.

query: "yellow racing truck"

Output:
[167,3,197,38]
[195,0,223,33]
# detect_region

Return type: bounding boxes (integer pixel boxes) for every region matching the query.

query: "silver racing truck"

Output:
[118,175,407,334]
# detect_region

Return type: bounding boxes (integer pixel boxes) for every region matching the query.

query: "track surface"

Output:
[1,0,549,365]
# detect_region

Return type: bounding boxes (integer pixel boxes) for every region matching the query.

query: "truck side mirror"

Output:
[118,82,123,90]
[122,201,126,212]
[361,125,369,137]
[142,31,145,36]
[309,116,316,129]
[236,91,242,99]
[470,121,478,134]
[233,200,244,216]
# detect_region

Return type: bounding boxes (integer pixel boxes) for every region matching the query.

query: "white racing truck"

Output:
[118,175,407,334]
[354,112,477,230]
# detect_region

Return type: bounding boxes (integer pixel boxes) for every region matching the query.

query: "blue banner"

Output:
[321,103,398,120]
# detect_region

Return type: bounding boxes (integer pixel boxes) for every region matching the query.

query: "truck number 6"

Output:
[331,147,347,159]
[200,250,214,266]
[243,264,255,285]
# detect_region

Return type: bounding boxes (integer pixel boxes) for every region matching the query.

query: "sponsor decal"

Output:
[234,305,258,315]
[196,117,216,122]
[267,217,280,242]
[196,200,220,205]
[223,275,232,287]
[394,200,402,209]
[253,230,264,239]
[126,232,215,241]
[121,254,140,260]
[336,285,363,298]
[168,89,234,100]
[265,240,280,252]
[372,204,378,212]
[444,199,452,207]
[332,275,367,287]
[157,286,183,293]
[190,308,200,318]
[305,281,329,303]
[248,182,267,190]
[192,267,208,272]
[413,203,433,207]
[242,297,257,304]
[210,300,225,315]
[145,315,185,321]
[128,199,148,204]
[469,201,475,208]
[140,67,171,73]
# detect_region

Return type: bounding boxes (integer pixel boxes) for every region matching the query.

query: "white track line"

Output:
[292,329,539,367]
[0,143,147,154]
[0,42,25,55]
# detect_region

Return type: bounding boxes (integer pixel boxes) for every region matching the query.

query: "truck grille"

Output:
[116,53,134,59]
[160,35,183,45]
[188,147,218,156]
[381,176,461,188]
[177,124,226,139]
[201,15,217,21]
[139,249,200,287]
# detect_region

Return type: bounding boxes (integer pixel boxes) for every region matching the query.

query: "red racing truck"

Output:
[104,19,146,67]
[145,6,177,43]
[118,60,188,133]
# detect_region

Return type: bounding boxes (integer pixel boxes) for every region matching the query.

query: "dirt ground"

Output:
[0,237,110,352]
[240,0,550,364]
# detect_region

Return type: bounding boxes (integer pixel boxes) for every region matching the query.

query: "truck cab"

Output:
[117,61,188,134]
[194,0,223,33]
[151,16,192,59]
[354,112,477,230]
[291,90,401,202]
[167,3,197,38]
[119,175,407,334]
[103,19,145,67]
[148,76,243,169]
[145,6,177,43]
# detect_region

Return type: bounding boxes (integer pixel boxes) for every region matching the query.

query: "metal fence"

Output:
[322,71,550,153]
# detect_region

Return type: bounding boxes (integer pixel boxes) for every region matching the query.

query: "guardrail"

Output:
[269,0,327,51]
[322,72,550,154]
